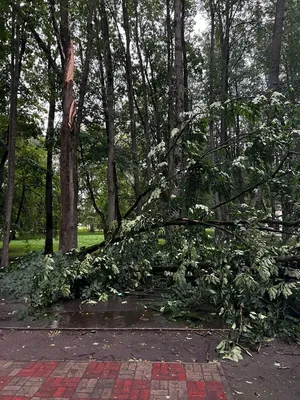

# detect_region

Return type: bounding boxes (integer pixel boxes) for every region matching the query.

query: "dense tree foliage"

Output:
[1,0,300,358]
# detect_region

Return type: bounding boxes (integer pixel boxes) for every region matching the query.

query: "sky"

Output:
[194,13,207,34]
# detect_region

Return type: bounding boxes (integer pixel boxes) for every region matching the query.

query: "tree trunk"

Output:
[122,0,141,214]
[100,0,119,232]
[166,0,174,177]
[44,74,55,255]
[215,0,231,225]
[218,0,230,146]
[133,0,151,183]
[174,0,184,127]
[0,147,8,194]
[75,0,95,133]
[12,184,26,240]
[208,0,222,222]
[89,223,95,233]
[208,0,215,155]
[79,141,106,233]
[269,0,285,91]
[1,13,20,267]
[182,0,188,114]
[172,0,184,182]
[0,30,25,194]
[59,0,78,252]
[268,0,286,239]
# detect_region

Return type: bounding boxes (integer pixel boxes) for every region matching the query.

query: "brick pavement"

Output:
[0,360,231,400]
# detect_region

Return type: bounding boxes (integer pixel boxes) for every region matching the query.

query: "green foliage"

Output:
[0,230,159,310]
[2,93,300,359]
[0,251,94,310]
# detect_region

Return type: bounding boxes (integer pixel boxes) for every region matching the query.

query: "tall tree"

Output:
[1,11,21,267]
[59,0,78,252]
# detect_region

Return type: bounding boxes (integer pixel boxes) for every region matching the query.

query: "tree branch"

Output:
[48,0,65,65]
[81,214,300,255]
[212,152,290,210]
[12,3,61,80]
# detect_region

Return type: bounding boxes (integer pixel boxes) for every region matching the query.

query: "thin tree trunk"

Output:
[79,141,106,232]
[99,0,118,231]
[1,13,20,267]
[75,0,95,133]
[209,0,215,155]
[89,224,95,233]
[167,0,174,177]
[12,184,26,239]
[268,0,286,239]
[219,0,230,146]
[174,0,184,126]
[59,0,78,252]
[208,0,222,222]
[0,147,8,194]
[172,0,184,180]
[122,0,141,214]
[0,31,25,194]
[269,0,285,91]
[133,0,151,183]
[182,0,188,114]
[44,72,55,255]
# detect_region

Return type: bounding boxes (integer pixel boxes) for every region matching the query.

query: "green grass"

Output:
[1,227,215,261]
[0,229,104,260]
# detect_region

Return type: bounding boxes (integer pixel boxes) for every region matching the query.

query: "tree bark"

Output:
[182,0,188,114]
[44,73,55,255]
[218,0,230,145]
[75,0,95,134]
[208,0,223,222]
[99,0,119,232]
[12,184,26,240]
[122,0,141,214]
[1,12,21,267]
[166,0,174,177]
[169,0,185,183]
[269,0,285,91]
[0,147,8,194]
[133,0,151,183]
[59,0,78,252]
[79,141,106,230]
[174,0,184,127]
[0,30,25,194]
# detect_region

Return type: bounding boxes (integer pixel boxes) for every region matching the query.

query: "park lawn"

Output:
[0,229,104,260]
[1,228,215,260]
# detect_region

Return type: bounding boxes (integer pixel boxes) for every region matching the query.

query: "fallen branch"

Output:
[81,217,300,266]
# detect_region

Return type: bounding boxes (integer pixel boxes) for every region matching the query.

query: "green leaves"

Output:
[216,340,243,362]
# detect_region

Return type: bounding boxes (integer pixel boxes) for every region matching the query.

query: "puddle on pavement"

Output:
[0,294,225,330]
[48,309,168,329]
[48,295,188,329]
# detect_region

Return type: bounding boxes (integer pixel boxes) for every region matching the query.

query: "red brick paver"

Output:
[0,361,232,400]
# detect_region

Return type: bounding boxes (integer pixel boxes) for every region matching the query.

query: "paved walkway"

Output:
[0,361,231,400]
